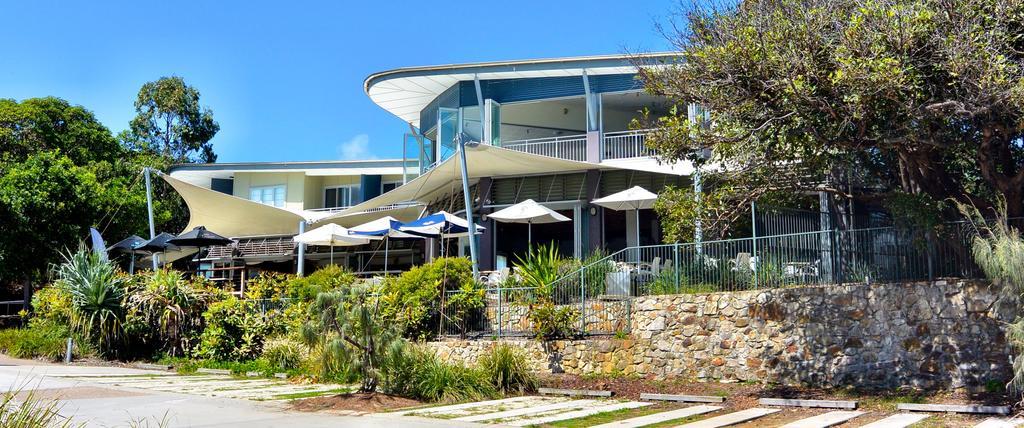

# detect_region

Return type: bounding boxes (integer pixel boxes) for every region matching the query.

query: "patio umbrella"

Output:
[292,223,369,264]
[349,216,422,275]
[399,211,485,257]
[108,235,146,274]
[487,199,570,245]
[137,232,179,268]
[168,226,234,267]
[592,186,658,255]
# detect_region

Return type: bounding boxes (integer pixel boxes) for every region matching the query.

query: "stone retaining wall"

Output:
[428,280,1013,390]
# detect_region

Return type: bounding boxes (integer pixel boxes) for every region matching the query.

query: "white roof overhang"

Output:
[364,53,677,127]
[332,145,614,215]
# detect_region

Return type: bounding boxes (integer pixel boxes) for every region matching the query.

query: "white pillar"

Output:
[296,221,306,276]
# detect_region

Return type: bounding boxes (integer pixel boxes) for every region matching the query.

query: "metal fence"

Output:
[503,135,588,161]
[440,222,999,338]
[602,129,655,159]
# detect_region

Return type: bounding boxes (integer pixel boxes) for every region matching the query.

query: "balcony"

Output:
[501,129,655,163]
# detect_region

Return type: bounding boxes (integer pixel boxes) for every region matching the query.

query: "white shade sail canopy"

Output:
[488,199,570,224]
[292,223,369,247]
[591,186,659,211]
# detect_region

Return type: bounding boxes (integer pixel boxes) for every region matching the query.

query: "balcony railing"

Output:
[500,129,655,162]
[502,134,588,162]
[602,129,655,160]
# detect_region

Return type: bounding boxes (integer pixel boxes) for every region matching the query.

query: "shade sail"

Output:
[336,145,611,216]
[314,203,424,228]
[292,224,369,247]
[348,216,419,240]
[400,211,484,238]
[159,172,323,237]
[591,186,658,211]
[488,199,570,224]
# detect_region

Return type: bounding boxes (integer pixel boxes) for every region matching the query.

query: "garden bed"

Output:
[289,392,422,413]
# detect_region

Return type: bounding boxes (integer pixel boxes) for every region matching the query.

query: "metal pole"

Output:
[456,134,480,279]
[144,167,157,270]
[751,201,758,288]
[297,221,306,276]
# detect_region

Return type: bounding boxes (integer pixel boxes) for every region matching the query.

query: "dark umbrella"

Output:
[137,232,179,270]
[168,226,233,268]
[108,235,146,274]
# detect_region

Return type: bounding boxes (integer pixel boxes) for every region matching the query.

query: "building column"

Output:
[584,169,603,253]
[477,177,495,271]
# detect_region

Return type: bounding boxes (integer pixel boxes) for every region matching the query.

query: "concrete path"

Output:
[779,410,864,428]
[0,362,477,427]
[591,405,723,428]
[59,372,349,401]
[507,401,652,426]
[453,398,597,422]
[675,408,780,428]
[858,413,930,428]
[976,417,1024,428]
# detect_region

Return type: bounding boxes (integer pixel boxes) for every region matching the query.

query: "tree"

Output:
[640,0,1024,234]
[0,98,170,284]
[126,76,220,163]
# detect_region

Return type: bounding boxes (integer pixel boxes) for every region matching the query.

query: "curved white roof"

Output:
[364,53,677,127]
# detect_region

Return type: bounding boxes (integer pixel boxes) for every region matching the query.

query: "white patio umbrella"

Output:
[487,199,570,244]
[348,216,422,275]
[292,223,369,265]
[591,186,658,252]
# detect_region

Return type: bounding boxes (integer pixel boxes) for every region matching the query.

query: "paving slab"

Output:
[507,401,652,426]
[675,408,781,428]
[591,405,723,428]
[640,393,726,403]
[975,417,1024,428]
[392,396,543,416]
[759,398,857,409]
[897,403,1011,415]
[858,413,931,428]
[539,387,613,397]
[454,399,597,422]
[779,410,865,428]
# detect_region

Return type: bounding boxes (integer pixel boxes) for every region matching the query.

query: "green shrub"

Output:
[261,336,306,371]
[286,265,357,301]
[193,297,272,361]
[528,301,579,340]
[0,324,78,361]
[379,343,493,402]
[243,273,291,301]
[515,243,562,299]
[445,281,486,337]
[478,343,537,394]
[377,257,476,340]
[29,286,74,328]
[55,247,127,356]
[127,270,218,357]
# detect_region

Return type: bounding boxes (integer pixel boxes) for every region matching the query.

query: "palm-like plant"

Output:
[514,243,563,300]
[55,247,127,355]
[128,270,211,356]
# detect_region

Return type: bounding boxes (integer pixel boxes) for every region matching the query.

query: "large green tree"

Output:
[124,76,220,163]
[641,0,1024,237]
[0,98,170,283]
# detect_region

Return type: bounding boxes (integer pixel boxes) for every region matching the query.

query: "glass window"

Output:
[382,181,400,194]
[249,185,286,208]
[324,185,357,208]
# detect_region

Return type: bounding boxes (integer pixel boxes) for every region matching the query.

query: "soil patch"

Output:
[289,392,422,413]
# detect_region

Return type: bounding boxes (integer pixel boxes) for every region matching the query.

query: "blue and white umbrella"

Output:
[399,211,485,238]
[349,216,422,275]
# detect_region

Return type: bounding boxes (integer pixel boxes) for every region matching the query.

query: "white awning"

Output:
[333,145,611,215]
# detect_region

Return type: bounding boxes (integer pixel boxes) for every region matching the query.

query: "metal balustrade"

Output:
[502,134,588,161]
[602,129,655,160]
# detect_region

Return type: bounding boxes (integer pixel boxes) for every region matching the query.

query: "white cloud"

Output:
[336,134,376,160]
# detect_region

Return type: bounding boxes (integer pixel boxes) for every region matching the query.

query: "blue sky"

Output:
[1,1,675,162]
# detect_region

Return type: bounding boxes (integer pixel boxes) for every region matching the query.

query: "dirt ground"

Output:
[289,392,422,413]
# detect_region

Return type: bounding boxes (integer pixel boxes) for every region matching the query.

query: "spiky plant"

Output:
[128,270,213,356]
[0,383,81,427]
[958,198,1024,397]
[478,343,537,394]
[55,247,127,355]
[301,283,403,392]
[514,242,563,299]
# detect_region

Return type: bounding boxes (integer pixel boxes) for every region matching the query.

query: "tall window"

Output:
[249,185,286,208]
[324,185,358,208]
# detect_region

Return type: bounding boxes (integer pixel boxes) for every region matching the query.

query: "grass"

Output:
[535,403,708,428]
[157,356,305,378]
[0,324,78,361]
[0,381,82,427]
[270,387,353,401]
